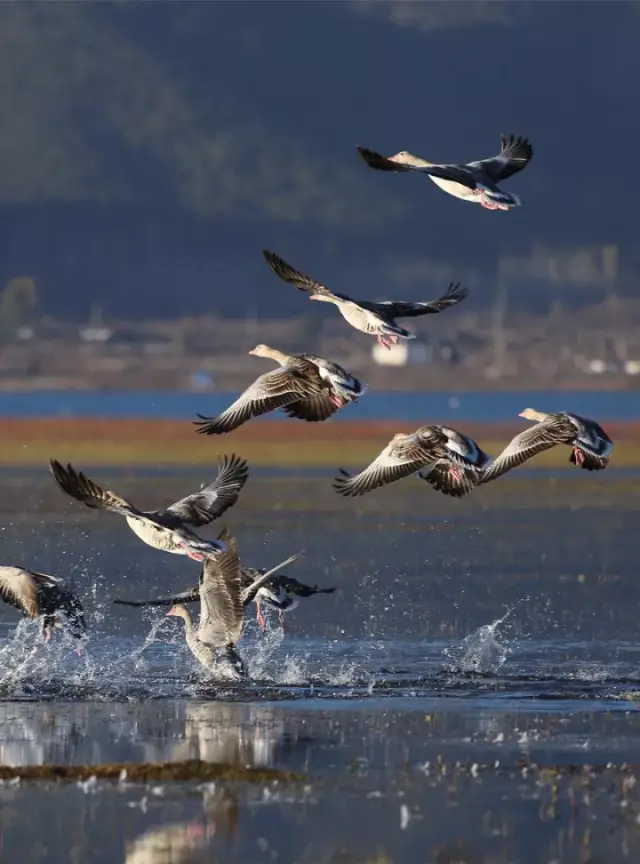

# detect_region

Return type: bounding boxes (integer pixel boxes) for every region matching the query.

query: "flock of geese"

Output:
[0,134,615,679]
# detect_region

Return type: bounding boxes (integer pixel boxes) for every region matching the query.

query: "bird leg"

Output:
[330,393,345,408]
[448,465,463,482]
[574,447,585,466]
[278,610,286,629]
[377,334,392,350]
[255,600,267,632]
[43,628,52,643]
[480,198,500,211]
[185,548,205,562]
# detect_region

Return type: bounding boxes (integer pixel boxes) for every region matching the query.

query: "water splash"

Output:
[443,608,514,674]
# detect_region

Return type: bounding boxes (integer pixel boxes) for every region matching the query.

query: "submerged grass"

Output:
[0,760,304,784]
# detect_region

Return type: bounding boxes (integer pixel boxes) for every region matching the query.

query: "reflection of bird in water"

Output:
[49,455,248,561]
[164,528,302,677]
[124,820,210,864]
[0,566,86,645]
[124,786,239,864]
[114,567,335,631]
[169,702,285,769]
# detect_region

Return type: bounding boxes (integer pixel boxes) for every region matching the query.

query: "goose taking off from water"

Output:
[194,345,363,433]
[0,566,86,643]
[114,569,336,631]
[333,426,488,498]
[357,134,533,211]
[165,528,303,677]
[262,250,469,350]
[49,455,249,561]
[480,409,614,485]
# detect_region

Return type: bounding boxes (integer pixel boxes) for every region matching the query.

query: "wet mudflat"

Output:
[1,467,640,862]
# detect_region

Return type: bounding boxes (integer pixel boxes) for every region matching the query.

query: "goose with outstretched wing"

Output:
[263,250,468,350]
[114,568,335,632]
[480,408,613,485]
[357,133,533,211]
[334,425,487,498]
[193,348,330,434]
[49,455,249,561]
[0,566,86,645]
[166,528,303,677]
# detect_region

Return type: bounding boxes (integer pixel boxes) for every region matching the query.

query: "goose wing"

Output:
[333,436,435,497]
[468,134,533,182]
[356,146,414,173]
[262,250,353,303]
[0,566,43,617]
[356,146,478,189]
[419,461,480,498]
[198,528,244,646]
[49,460,143,517]
[193,363,322,435]
[480,421,568,485]
[239,552,305,606]
[283,392,341,422]
[161,454,249,526]
[113,587,200,608]
[367,282,469,319]
[275,575,336,597]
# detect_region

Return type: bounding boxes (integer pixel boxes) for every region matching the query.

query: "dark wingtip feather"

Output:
[218,452,249,479]
[332,471,361,497]
[193,415,224,435]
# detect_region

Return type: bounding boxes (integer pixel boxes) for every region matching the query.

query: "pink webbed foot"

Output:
[377,334,392,350]
[256,602,267,632]
[574,447,585,467]
[330,393,345,408]
[278,610,285,630]
[448,465,463,483]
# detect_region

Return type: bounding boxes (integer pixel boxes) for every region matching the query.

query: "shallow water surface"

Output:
[1,469,640,861]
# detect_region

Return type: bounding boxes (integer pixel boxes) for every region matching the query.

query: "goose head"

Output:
[248,344,273,358]
[167,604,191,624]
[248,344,289,364]
[388,151,433,168]
[519,408,549,423]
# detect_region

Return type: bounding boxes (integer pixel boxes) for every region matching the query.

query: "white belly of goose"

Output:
[125,516,183,554]
[428,175,478,201]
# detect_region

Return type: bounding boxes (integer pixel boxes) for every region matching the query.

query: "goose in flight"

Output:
[418,428,493,497]
[165,528,303,677]
[0,566,86,644]
[333,425,488,498]
[357,133,533,211]
[197,344,364,434]
[49,455,249,561]
[194,346,332,434]
[480,409,614,484]
[262,250,468,350]
[114,568,336,631]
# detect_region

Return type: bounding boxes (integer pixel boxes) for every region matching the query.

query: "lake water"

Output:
[1,388,638,421]
[2,468,640,861]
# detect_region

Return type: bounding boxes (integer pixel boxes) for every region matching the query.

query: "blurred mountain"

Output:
[0,1,637,320]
